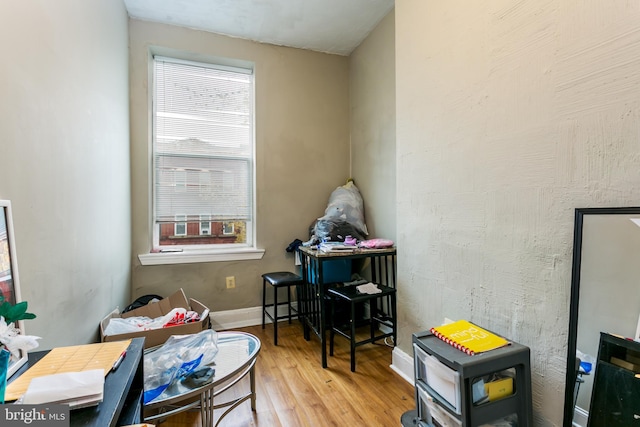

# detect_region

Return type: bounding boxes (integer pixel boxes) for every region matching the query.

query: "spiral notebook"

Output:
[430,320,509,355]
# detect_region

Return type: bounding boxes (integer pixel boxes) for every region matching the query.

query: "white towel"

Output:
[356,282,382,294]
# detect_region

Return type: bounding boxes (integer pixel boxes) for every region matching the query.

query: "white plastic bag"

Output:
[315,181,368,240]
[104,308,189,335]
[143,329,219,403]
[576,349,594,373]
[103,316,153,335]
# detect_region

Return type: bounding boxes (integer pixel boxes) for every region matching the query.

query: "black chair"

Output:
[328,283,397,372]
[261,271,304,345]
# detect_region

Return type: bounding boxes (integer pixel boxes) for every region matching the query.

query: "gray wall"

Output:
[395,1,640,425]
[129,20,351,311]
[0,0,131,349]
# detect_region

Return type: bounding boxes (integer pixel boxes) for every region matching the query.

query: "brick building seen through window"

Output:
[160,219,245,246]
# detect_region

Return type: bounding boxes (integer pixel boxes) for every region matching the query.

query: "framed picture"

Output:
[0,200,28,377]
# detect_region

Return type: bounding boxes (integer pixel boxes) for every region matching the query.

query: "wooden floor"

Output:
[156,322,415,427]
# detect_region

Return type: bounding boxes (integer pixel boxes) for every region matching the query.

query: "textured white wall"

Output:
[0,0,131,349]
[350,10,396,241]
[395,1,640,425]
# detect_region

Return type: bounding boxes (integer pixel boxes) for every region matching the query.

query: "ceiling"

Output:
[123,0,394,56]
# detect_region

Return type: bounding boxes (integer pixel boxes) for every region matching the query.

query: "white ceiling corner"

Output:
[123,0,394,56]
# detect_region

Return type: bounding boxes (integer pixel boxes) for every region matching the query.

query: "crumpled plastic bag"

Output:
[143,329,219,404]
[576,349,594,373]
[314,181,368,241]
[313,218,366,242]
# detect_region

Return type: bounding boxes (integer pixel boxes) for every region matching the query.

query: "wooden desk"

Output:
[8,337,144,427]
[297,246,397,368]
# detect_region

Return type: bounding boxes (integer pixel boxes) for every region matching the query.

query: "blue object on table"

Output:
[307,259,352,284]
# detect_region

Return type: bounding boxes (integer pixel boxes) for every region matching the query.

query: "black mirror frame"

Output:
[563,206,640,426]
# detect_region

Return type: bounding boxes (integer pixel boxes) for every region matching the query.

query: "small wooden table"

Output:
[143,331,261,427]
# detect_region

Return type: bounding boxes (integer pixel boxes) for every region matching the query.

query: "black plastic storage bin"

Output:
[411,330,533,427]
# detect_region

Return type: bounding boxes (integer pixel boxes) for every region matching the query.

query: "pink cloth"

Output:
[358,238,394,249]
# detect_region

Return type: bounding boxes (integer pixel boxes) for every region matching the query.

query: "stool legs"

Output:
[287,285,292,324]
[273,282,279,345]
[350,299,357,372]
[261,272,302,346]
[262,278,267,329]
[328,287,397,373]
[262,277,281,345]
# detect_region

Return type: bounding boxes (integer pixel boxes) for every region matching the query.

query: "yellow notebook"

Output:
[430,320,509,355]
[485,377,513,401]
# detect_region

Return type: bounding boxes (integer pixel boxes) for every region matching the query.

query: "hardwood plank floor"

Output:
[155,322,415,427]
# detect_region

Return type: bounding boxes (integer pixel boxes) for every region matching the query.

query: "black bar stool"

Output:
[262,271,304,345]
[328,283,397,372]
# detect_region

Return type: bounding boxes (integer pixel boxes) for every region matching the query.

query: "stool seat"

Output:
[328,283,397,372]
[262,271,303,286]
[262,271,304,345]
[329,284,396,303]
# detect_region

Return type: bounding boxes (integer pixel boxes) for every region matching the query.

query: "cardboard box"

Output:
[100,288,210,348]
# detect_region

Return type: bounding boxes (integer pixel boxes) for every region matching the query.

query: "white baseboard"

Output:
[390,346,414,385]
[209,306,263,330]
[210,303,299,330]
[573,406,588,427]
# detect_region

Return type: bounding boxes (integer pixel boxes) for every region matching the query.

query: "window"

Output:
[152,56,255,251]
[200,214,211,235]
[222,222,235,235]
[174,214,187,236]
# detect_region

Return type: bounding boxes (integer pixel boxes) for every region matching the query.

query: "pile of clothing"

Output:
[104,307,201,335]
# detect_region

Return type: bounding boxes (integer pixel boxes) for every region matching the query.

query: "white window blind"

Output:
[153,56,254,225]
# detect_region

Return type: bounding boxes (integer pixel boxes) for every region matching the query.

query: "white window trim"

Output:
[138,247,265,265]
[139,48,263,263]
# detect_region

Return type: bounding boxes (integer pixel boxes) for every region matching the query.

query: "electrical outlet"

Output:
[226,276,236,289]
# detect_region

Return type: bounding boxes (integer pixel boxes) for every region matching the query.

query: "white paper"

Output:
[356,282,382,294]
[23,369,105,407]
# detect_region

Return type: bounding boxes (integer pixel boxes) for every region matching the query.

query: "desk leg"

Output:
[320,283,327,369]
[321,327,327,368]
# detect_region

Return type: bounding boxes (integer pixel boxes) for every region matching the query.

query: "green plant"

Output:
[0,295,36,324]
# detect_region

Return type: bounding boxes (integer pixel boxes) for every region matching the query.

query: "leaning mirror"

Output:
[564,207,640,427]
[0,200,28,377]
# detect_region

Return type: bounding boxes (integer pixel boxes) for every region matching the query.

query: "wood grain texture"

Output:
[158,322,414,426]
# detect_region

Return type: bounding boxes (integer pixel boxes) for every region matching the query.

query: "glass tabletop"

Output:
[144,331,261,408]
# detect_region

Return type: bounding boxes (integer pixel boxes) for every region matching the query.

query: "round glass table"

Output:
[143,331,261,427]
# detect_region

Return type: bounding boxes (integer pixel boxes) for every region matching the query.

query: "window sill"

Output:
[138,248,265,266]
